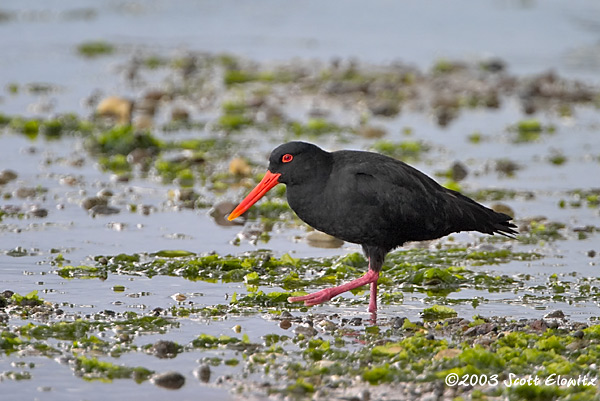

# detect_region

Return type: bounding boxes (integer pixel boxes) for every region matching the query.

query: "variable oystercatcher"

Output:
[228,141,517,312]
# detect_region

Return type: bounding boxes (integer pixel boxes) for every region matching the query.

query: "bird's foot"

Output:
[288,269,380,308]
[288,288,336,306]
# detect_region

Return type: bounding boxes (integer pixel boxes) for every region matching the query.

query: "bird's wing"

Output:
[326,157,449,245]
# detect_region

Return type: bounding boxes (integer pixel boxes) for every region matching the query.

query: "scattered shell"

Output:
[150,371,185,390]
[107,222,126,231]
[229,157,252,176]
[96,96,133,125]
[171,293,186,302]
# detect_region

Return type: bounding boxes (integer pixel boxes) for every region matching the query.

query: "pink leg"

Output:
[368,280,377,313]
[288,269,379,310]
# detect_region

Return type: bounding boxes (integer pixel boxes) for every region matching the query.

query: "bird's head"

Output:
[227,142,329,220]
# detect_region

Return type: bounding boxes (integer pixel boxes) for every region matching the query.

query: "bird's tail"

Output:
[446,190,518,238]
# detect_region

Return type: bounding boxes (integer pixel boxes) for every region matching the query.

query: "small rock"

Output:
[392,316,407,329]
[588,250,597,258]
[149,340,179,359]
[89,205,120,217]
[194,364,211,383]
[210,201,241,226]
[81,196,107,210]
[368,100,400,117]
[171,107,189,122]
[465,322,498,337]
[0,170,18,185]
[96,189,114,198]
[491,203,515,218]
[15,187,38,199]
[127,148,154,164]
[357,126,387,139]
[294,323,318,337]
[349,317,362,326]
[450,161,468,181]
[544,310,565,319]
[530,319,548,331]
[572,330,584,339]
[28,206,48,218]
[279,320,292,330]
[150,371,185,390]
[306,231,344,249]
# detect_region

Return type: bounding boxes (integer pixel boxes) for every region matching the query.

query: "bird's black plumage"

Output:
[230,141,518,312]
[269,141,516,265]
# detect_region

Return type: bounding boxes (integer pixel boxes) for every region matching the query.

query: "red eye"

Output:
[282,154,293,163]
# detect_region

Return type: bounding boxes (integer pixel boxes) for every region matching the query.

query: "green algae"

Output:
[421,305,458,320]
[75,356,152,382]
[509,119,556,143]
[11,291,43,307]
[76,41,115,58]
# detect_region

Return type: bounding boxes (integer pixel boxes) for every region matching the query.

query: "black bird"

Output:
[228,141,517,312]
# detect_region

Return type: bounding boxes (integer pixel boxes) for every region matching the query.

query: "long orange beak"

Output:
[227,171,281,220]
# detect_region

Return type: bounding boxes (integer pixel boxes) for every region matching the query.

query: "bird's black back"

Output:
[285,148,517,252]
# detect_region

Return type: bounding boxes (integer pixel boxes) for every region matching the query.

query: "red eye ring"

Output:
[282,154,293,163]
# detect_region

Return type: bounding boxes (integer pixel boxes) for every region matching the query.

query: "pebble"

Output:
[357,125,387,139]
[530,319,548,331]
[194,364,211,383]
[149,340,179,359]
[491,203,515,218]
[15,187,38,199]
[81,196,107,210]
[210,201,241,226]
[294,323,318,337]
[96,96,133,125]
[450,161,468,181]
[28,206,48,218]
[0,169,18,185]
[306,231,344,249]
[150,371,185,390]
[544,310,565,319]
[89,205,120,216]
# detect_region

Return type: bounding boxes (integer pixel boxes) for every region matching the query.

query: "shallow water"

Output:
[1,1,600,400]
